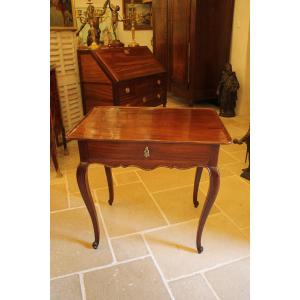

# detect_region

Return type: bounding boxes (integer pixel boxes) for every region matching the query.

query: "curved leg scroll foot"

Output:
[193,167,203,208]
[196,167,220,254]
[77,162,100,249]
[105,166,114,205]
[92,241,99,249]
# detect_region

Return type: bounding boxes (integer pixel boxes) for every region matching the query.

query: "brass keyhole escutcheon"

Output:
[157,79,161,85]
[142,97,147,103]
[144,146,150,158]
[125,87,130,94]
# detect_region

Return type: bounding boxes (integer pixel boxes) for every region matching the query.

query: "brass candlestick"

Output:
[127,1,139,47]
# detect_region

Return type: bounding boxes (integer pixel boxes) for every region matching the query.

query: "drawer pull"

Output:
[157,79,161,85]
[125,87,130,94]
[142,97,147,103]
[144,146,150,158]
[157,93,161,99]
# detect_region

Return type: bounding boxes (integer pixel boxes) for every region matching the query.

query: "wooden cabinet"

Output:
[152,0,235,106]
[77,46,167,114]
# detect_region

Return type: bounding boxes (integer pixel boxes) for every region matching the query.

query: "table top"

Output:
[67,106,232,145]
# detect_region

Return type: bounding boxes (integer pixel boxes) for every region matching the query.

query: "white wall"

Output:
[230,0,250,117]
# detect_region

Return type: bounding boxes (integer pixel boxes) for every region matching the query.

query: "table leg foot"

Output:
[77,162,100,250]
[196,167,220,254]
[92,240,99,249]
[197,245,204,254]
[105,166,114,205]
[193,167,203,208]
[56,169,63,177]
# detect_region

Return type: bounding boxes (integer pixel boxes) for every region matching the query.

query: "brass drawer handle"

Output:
[144,146,150,158]
[142,97,147,103]
[157,79,161,85]
[125,87,130,94]
[157,93,161,99]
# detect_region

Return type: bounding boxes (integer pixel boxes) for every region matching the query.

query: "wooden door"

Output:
[169,0,191,89]
[193,0,235,99]
[152,0,169,72]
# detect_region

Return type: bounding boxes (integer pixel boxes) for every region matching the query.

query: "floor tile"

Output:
[218,150,239,166]
[200,176,250,228]
[191,166,234,183]
[69,190,110,208]
[51,275,82,300]
[84,257,171,300]
[112,166,141,175]
[51,207,113,277]
[114,171,140,185]
[145,215,249,279]
[95,183,167,237]
[169,274,216,300]
[50,183,68,211]
[224,162,249,177]
[228,150,248,163]
[153,186,219,224]
[66,166,111,194]
[50,166,65,183]
[223,125,246,139]
[221,143,247,153]
[111,234,148,262]
[241,227,250,240]
[69,192,85,208]
[137,168,196,193]
[205,257,250,300]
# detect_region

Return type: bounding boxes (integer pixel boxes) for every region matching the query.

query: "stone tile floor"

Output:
[50,98,250,300]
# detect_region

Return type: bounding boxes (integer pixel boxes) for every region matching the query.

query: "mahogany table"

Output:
[67,106,231,253]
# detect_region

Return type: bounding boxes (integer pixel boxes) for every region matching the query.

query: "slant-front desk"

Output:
[77,46,167,114]
[67,107,231,253]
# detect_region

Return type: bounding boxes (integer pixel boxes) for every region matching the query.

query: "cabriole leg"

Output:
[104,166,114,205]
[193,167,203,208]
[77,162,100,249]
[196,167,220,253]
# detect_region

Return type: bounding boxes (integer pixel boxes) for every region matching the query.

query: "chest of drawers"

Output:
[77,46,167,114]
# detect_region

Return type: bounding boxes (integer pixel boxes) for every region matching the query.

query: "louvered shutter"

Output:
[50,31,83,132]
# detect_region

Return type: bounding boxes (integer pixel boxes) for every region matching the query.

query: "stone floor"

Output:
[50,97,250,300]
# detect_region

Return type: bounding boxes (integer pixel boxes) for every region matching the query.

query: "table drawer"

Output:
[80,141,219,169]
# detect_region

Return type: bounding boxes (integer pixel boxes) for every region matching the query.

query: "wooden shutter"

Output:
[50,31,83,131]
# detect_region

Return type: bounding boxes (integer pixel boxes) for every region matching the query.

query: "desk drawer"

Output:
[80,141,219,169]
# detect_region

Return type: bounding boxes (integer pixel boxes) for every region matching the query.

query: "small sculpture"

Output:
[233,128,250,180]
[217,63,240,117]
[108,2,125,47]
[76,0,110,47]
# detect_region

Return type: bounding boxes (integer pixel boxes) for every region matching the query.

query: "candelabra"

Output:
[126,0,139,47]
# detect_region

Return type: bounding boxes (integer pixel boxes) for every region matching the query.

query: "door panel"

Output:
[170,0,190,87]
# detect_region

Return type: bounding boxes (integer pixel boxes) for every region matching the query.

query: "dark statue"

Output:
[217,63,240,117]
[233,128,250,180]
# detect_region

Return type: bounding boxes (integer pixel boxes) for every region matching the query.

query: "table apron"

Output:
[78,141,219,169]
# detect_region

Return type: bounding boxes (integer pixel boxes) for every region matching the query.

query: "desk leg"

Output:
[196,167,220,253]
[105,166,114,205]
[77,162,100,249]
[193,167,203,208]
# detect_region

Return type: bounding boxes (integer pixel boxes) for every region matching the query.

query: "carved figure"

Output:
[233,128,250,180]
[76,0,110,47]
[108,3,121,40]
[217,63,240,117]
